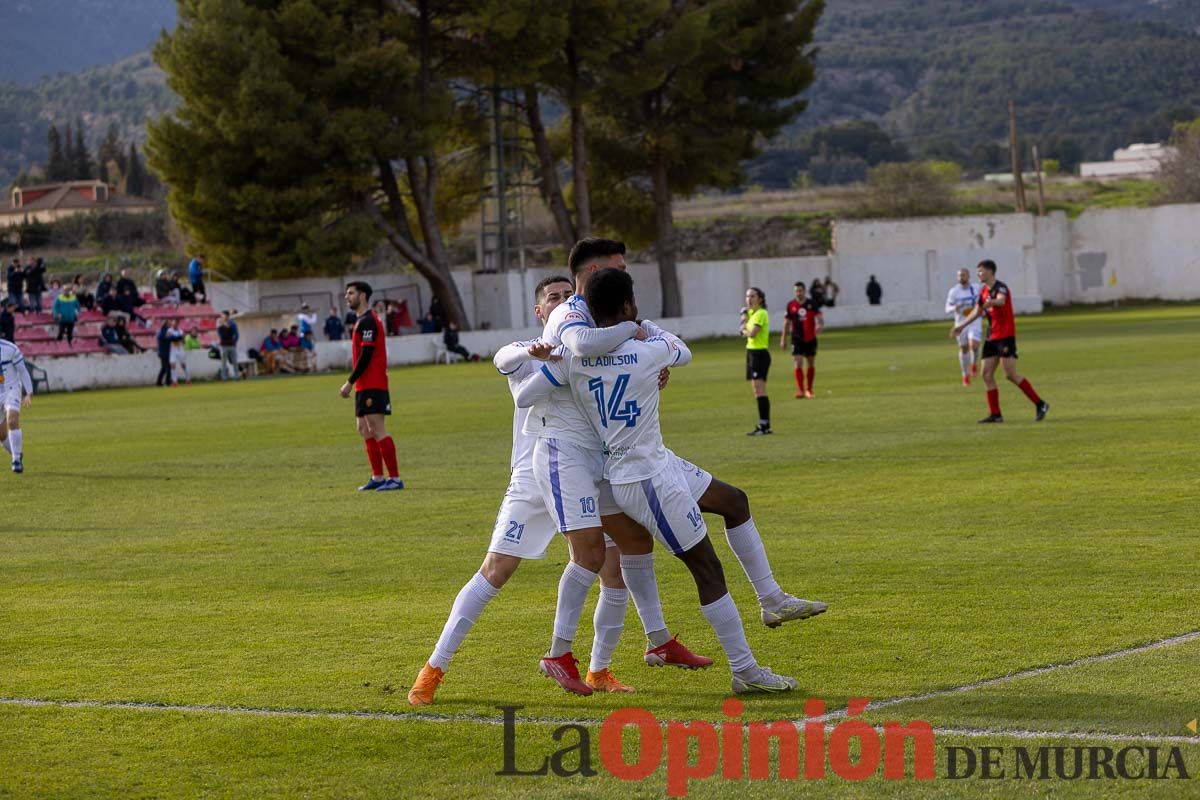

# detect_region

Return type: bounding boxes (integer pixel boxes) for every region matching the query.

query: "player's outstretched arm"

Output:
[512,362,566,408]
[945,288,958,315]
[16,356,33,398]
[560,320,639,357]
[494,341,534,375]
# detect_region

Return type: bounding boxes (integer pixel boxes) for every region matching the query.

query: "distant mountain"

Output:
[0,0,176,85]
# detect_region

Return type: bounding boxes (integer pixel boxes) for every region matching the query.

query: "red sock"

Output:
[1017,379,1042,406]
[364,438,384,477]
[794,368,805,392]
[806,365,815,392]
[379,436,399,478]
[987,389,1001,416]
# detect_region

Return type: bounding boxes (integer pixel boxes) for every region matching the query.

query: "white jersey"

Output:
[493,339,543,473]
[946,282,982,327]
[519,322,691,484]
[520,295,639,451]
[0,339,33,397]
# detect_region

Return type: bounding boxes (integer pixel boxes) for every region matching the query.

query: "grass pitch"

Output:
[2,304,1198,798]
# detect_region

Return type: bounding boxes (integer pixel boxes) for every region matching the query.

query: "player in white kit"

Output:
[408,276,658,705]
[518,267,798,693]
[946,268,983,386]
[0,338,32,474]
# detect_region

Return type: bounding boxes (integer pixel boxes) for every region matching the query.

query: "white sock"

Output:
[959,351,972,376]
[550,562,598,655]
[700,593,756,673]
[619,553,671,646]
[589,587,628,672]
[429,572,500,671]
[8,429,21,459]
[724,518,781,604]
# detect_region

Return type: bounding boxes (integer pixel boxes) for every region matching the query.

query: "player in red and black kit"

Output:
[952,260,1049,424]
[340,281,403,491]
[780,281,822,399]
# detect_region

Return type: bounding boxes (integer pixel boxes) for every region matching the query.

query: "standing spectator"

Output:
[739,286,772,435]
[187,254,206,303]
[343,307,357,332]
[297,303,318,337]
[866,275,883,305]
[99,318,127,354]
[823,276,840,307]
[441,321,478,361]
[0,300,15,341]
[183,326,203,351]
[24,258,46,313]
[53,283,81,344]
[427,295,445,332]
[6,259,25,312]
[47,279,63,306]
[73,274,95,311]
[809,276,826,309]
[324,307,345,341]
[155,319,174,387]
[386,301,404,336]
[260,329,282,374]
[216,311,239,380]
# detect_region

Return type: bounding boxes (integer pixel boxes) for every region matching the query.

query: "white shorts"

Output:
[610,461,708,556]
[487,471,559,560]
[533,437,606,533]
[169,348,187,365]
[1,387,20,413]
[956,321,983,347]
[668,450,714,501]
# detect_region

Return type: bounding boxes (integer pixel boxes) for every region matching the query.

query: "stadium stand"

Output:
[9,298,221,358]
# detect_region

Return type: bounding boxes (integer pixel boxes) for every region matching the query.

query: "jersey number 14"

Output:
[588,374,642,428]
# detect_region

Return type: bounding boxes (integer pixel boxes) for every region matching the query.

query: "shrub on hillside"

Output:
[856,161,959,218]
[1162,119,1200,204]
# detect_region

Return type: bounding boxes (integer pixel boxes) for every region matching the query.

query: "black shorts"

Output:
[746,349,771,381]
[355,389,392,417]
[982,337,1018,360]
[791,338,818,357]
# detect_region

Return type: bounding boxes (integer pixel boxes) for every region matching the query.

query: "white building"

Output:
[1079,142,1177,179]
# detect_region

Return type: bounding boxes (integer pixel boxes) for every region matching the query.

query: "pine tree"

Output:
[97,124,123,185]
[126,143,146,198]
[72,117,94,180]
[46,125,68,182]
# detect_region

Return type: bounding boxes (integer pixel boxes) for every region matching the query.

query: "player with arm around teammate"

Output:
[0,338,33,473]
[518,268,799,694]
[945,268,982,386]
[952,260,1049,423]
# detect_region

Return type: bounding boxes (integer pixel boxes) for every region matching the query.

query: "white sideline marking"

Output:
[815,629,1200,722]
[2,629,1198,741]
[2,697,1199,746]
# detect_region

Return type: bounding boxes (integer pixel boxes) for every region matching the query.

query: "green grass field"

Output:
[2,304,1198,798]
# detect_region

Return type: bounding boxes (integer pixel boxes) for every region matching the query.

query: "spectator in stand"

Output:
[47,279,63,306]
[25,258,46,313]
[418,311,437,334]
[115,269,142,306]
[428,294,445,331]
[118,287,149,327]
[0,301,15,342]
[217,311,239,380]
[823,276,840,308]
[297,303,318,337]
[184,326,203,352]
[187,254,206,304]
[442,321,478,362]
[176,271,194,304]
[279,325,302,373]
[95,272,113,303]
[299,330,316,372]
[324,307,345,341]
[73,274,95,311]
[53,283,81,344]
[260,329,282,374]
[866,275,883,305]
[156,319,174,387]
[169,321,190,385]
[99,287,122,317]
[115,317,144,353]
[99,318,127,354]
[154,269,172,301]
[6,259,25,312]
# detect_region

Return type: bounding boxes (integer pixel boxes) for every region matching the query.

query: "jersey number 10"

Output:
[588,374,642,429]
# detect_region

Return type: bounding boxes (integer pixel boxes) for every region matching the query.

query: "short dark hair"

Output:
[568,237,626,275]
[977,259,997,273]
[585,268,634,323]
[793,281,806,289]
[346,280,373,299]
[534,274,573,301]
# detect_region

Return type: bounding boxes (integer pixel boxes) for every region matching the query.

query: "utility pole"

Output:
[1008,98,1027,213]
[1031,144,1047,217]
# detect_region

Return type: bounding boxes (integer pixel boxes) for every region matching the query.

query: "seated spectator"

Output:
[117,287,149,326]
[419,312,438,334]
[99,287,122,317]
[99,319,127,354]
[324,307,345,341]
[154,269,172,301]
[279,326,302,372]
[114,317,144,353]
[442,321,479,362]
[1,300,15,341]
[53,284,81,344]
[73,274,95,311]
[115,268,142,305]
[95,272,113,303]
[260,329,282,374]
